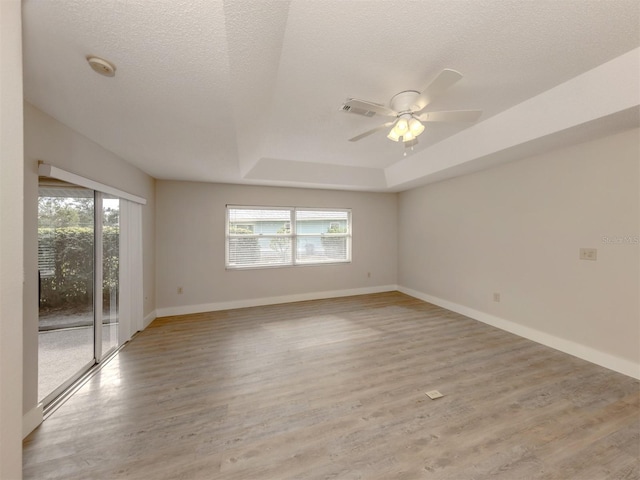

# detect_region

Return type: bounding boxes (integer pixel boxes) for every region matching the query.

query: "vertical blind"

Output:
[118,200,144,343]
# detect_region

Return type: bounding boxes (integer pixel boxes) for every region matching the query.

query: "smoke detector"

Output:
[86,56,116,77]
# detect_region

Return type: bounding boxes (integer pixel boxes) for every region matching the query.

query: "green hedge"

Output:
[38,226,119,311]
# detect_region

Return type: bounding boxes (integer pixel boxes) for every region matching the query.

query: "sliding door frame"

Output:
[94,192,104,362]
[38,163,146,408]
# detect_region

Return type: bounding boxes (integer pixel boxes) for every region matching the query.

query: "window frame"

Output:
[225,205,352,270]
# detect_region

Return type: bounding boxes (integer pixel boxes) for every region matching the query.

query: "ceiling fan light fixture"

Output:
[387,128,401,142]
[395,117,409,134]
[387,114,424,144]
[409,117,425,136]
[403,130,415,142]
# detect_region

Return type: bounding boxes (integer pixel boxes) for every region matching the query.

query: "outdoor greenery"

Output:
[38,196,119,311]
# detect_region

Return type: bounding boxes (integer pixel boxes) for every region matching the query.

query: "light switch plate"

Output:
[426,390,444,400]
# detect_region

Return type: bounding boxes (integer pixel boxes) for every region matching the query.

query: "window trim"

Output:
[225,205,352,269]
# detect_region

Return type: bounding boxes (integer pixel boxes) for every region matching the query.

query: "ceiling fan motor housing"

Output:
[390,90,422,114]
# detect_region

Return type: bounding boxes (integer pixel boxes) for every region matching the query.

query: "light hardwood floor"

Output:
[23,292,639,479]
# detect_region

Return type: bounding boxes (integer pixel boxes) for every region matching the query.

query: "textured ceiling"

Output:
[22,0,640,192]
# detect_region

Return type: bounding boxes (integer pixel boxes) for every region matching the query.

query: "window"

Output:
[226,206,351,269]
[233,224,254,233]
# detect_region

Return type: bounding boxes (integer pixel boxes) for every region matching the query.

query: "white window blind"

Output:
[226,206,351,269]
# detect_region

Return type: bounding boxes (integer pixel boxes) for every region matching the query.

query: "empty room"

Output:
[1,0,639,479]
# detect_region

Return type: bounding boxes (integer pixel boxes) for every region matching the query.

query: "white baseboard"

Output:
[398,286,640,380]
[155,285,399,318]
[23,404,43,439]
[143,310,156,329]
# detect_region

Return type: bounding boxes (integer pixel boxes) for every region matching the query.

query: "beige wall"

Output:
[23,104,156,421]
[0,1,24,477]
[398,128,640,374]
[155,181,398,313]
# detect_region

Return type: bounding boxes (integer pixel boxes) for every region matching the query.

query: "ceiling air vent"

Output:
[339,103,375,117]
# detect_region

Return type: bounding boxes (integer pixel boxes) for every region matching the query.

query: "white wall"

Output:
[398,128,640,377]
[155,181,398,315]
[0,1,24,477]
[23,103,156,432]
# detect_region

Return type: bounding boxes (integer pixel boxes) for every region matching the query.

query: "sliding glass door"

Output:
[100,194,120,358]
[38,181,121,405]
[38,183,96,403]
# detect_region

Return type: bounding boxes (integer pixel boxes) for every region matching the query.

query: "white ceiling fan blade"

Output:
[348,122,395,142]
[416,110,482,123]
[415,69,463,111]
[342,98,397,118]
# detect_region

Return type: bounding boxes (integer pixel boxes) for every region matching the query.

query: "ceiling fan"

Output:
[340,69,482,147]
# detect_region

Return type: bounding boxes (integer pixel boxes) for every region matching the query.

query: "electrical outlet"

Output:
[493,292,500,302]
[177,287,183,294]
[579,248,597,261]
